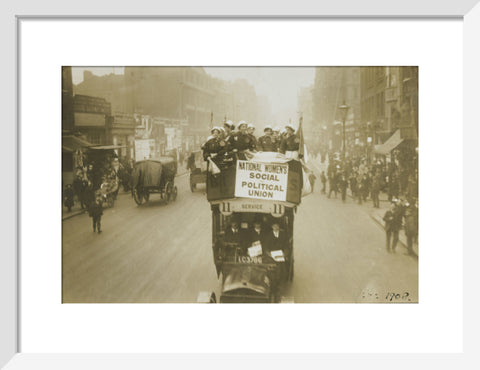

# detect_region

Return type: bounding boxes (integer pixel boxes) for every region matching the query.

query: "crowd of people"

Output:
[201,120,302,165]
[63,153,137,233]
[319,153,418,255]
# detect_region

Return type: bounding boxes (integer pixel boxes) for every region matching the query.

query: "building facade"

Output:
[312,67,361,153]
[73,94,112,146]
[74,67,264,155]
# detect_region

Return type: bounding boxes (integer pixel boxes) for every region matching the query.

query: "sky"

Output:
[71,67,315,121]
[204,67,315,119]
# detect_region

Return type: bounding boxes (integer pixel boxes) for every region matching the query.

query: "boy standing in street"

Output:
[89,195,103,234]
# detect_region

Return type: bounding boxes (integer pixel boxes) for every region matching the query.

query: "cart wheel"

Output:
[133,187,144,205]
[165,182,173,204]
[172,186,178,201]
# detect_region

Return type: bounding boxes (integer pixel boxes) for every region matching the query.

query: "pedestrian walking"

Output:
[371,173,381,208]
[383,202,397,252]
[84,182,95,209]
[320,171,327,194]
[339,172,348,202]
[72,173,83,204]
[361,174,370,202]
[349,172,357,199]
[388,172,399,202]
[404,200,418,255]
[187,152,196,172]
[385,199,404,253]
[328,171,338,199]
[63,184,74,212]
[356,173,363,204]
[88,195,103,234]
[308,171,317,192]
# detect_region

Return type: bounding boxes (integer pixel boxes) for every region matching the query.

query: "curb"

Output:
[62,209,86,221]
[369,213,418,258]
[63,173,189,221]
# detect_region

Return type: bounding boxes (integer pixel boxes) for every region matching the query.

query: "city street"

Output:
[62,169,418,303]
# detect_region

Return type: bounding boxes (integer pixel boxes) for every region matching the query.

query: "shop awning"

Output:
[62,135,93,152]
[89,145,127,150]
[374,130,404,155]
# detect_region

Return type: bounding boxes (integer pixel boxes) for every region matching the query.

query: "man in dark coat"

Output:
[264,223,288,256]
[328,165,339,199]
[383,200,403,252]
[361,173,371,201]
[338,172,348,202]
[72,174,84,204]
[264,222,289,281]
[88,196,103,233]
[224,220,248,248]
[371,173,382,208]
[79,179,90,209]
[403,201,418,255]
[320,171,327,194]
[248,220,267,248]
[186,152,196,172]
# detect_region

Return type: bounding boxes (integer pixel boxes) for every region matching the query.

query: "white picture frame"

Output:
[3,0,479,368]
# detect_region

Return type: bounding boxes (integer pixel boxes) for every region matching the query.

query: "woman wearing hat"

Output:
[247,123,258,151]
[202,127,222,161]
[228,120,253,155]
[280,124,300,159]
[258,125,279,152]
[224,120,235,138]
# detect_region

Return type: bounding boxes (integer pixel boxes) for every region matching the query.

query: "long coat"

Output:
[263,230,288,254]
[88,201,103,218]
[404,205,418,237]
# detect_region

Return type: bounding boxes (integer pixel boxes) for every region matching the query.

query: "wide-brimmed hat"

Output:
[238,120,247,129]
[224,120,235,129]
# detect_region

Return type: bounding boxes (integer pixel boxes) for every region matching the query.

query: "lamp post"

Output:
[338,101,350,161]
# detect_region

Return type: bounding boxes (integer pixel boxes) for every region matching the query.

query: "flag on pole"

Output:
[298,115,305,158]
[210,111,214,130]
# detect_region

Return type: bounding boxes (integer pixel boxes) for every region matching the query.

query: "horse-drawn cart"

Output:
[131,157,178,205]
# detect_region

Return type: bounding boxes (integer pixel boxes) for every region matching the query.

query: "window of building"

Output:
[89,133,102,144]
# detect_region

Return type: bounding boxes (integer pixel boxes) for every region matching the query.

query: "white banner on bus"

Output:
[234,160,288,201]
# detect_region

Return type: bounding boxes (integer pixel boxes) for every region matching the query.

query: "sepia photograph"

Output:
[61,66,418,303]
